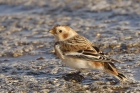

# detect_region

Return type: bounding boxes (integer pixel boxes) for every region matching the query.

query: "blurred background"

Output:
[0,0,140,93]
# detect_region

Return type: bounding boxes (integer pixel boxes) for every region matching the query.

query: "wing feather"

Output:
[55,35,122,63]
[54,44,65,59]
[65,49,122,63]
[59,35,98,54]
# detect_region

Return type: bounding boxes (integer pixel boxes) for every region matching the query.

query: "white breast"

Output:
[62,56,92,71]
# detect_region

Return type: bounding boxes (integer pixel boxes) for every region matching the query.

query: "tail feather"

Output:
[104,62,127,81]
[117,73,127,81]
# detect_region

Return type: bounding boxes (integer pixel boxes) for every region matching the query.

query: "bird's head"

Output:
[49,25,78,41]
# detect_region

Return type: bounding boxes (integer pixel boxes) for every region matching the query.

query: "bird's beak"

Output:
[49,30,54,34]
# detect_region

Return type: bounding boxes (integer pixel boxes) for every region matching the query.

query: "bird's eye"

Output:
[59,30,62,33]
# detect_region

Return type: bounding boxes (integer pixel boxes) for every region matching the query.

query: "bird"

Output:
[49,25,127,82]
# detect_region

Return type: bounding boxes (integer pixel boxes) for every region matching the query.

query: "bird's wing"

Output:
[57,35,122,63]
[65,49,122,63]
[54,43,65,59]
[59,35,98,54]
[92,46,105,55]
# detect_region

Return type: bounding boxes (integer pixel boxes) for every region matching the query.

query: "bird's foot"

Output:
[62,71,84,83]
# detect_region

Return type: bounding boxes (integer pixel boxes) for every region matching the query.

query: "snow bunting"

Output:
[49,25,127,82]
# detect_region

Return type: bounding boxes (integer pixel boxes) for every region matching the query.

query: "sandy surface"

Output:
[0,0,140,93]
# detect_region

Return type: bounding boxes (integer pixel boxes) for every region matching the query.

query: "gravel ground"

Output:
[0,0,140,93]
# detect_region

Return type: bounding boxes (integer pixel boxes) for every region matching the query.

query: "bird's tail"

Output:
[116,73,127,81]
[104,62,127,82]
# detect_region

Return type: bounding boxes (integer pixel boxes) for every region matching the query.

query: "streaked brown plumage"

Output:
[50,25,127,82]
[58,35,97,54]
